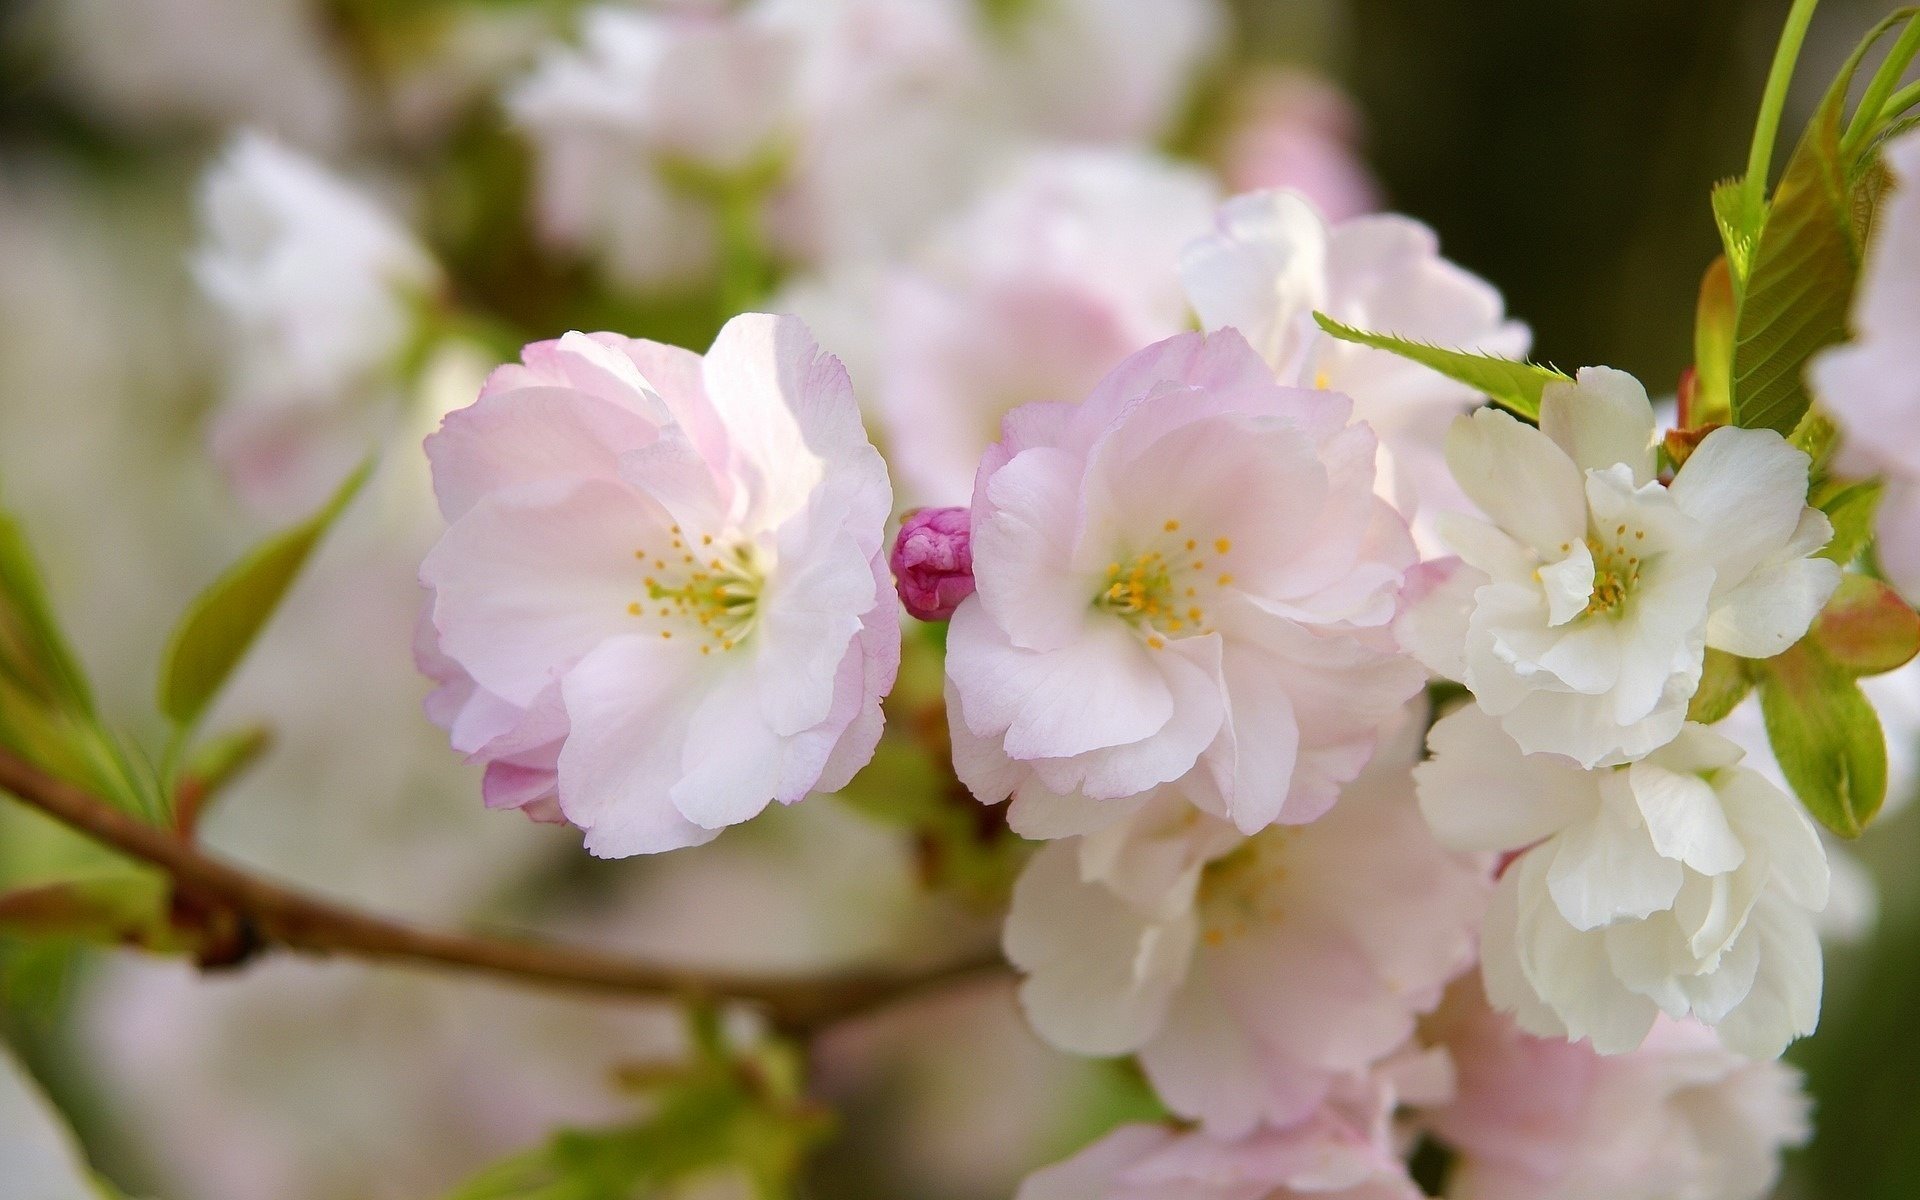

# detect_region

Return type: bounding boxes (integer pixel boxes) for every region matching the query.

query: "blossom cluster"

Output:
[168,1,1920,1195]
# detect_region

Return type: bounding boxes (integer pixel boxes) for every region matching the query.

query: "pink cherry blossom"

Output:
[876,149,1217,505]
[418,315,898,857]
[1002,716,1488,1136]
[1421,979,1810,1200]
[946,328,1426,835]
[1016,1113,1423,1200]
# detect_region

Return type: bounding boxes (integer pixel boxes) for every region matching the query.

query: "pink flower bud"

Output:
[891,506,974,621]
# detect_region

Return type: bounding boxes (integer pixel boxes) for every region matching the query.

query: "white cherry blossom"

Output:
[1416,706,1829,1057]
[1399,367,1840,767]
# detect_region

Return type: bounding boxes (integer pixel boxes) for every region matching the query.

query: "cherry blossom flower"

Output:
[1015,1112,1423,1200]
[1398,367,1840,767]
[418,315,898,857]
[192,131,439,512]
[1811,129,1920,601]
[877,149,1217,503]
[1421,979,1810,1200]
[1180,189,1527,554]
[946,329,1426,834]
[1002,720,1487,1135]
[984,0,1225,144]
[508,0,991,290]
[1416,706,1829,1057]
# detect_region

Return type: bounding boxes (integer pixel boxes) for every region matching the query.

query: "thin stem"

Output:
[1846,11,1920,152]
[1886,79,1920,121]
[1745,0,1824,228]
[0,747,1001,1032]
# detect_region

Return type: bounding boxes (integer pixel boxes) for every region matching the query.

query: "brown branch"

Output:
[0,747,1000,1032]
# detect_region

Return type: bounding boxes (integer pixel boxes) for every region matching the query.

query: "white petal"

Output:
[1668,427,1815,601]
[1445,408,1587,557]
[1538,540,1597,627]
[1545,793,1685,932]
[1628,758,1747,877]
[1415,705,1597,852]
[1538,366,1658,485]
[1179,189,1330,370]
[1004,842,1194,1056]
[1706,546,1840,659]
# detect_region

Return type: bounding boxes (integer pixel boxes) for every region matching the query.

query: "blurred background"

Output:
[0,0,1913,1197]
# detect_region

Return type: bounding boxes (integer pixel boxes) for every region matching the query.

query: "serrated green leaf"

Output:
[1312,313,1569,420]
[1730,14,1907,435]
[1730,101,1858,434]
[1759,643,1887,837]
[1687,648,1753,724]
[1815,478,1884,564]
[159,459,372,729]
[1711,179,1754,284]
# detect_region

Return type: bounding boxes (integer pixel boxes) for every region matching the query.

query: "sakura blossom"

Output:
[1811,129,1920,602]
[1398,367,1841,767]
[1002,719,1486,1136]
[876,148,1217,504]
[507,0,991,290]
[418,315,898,856]
[1015,1112,1424,1200]
[192,131,439,512]
[983,0,1225,145]
[1417,706,1829,1057]
[1421,978,1810,1200]
[946,328,1427,834]
[1180,188,1528,553]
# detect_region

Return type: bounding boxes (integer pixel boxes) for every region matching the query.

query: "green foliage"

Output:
[1816,479,1886,565]
[1686,648,1753,725]
[1760,644,1887,839]
[1311,313,1570,421]
[445,1036,829,1200]
[0,511,93,720]
[1711,180,1754,285]
[1754,576,1920,838]
[1727,10,1919,435]
[158,459,372,730]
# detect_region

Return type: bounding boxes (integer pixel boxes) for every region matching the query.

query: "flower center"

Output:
[1094,518,1234,649]
[1198,832,1289,946]
[628,526,765,654]
[1581,522,1648,618]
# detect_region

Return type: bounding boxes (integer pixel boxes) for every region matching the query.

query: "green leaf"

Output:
[444,1038,829,1200]
[1687,648,1753,724]
[1760,643,1888,838]
[0,508,94,719]
[1815,478,1885,564]
[158,459,372,729]
[1711,179,1754,285]
[1729,14,1908,435]
[1730,96,1858,434]
[1808,573,1920,676]
[1311,313,1570,420]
